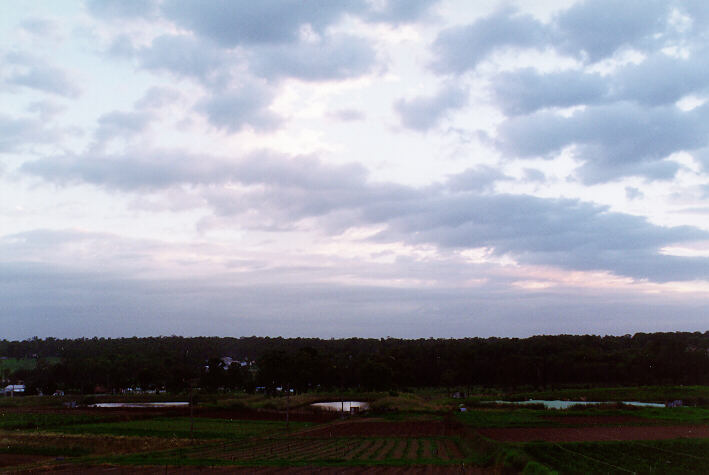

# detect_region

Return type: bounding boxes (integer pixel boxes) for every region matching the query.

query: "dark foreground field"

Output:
[2,389,709,473]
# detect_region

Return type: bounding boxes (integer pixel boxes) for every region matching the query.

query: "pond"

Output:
[491,400,665,409]
[310,401,370,412]
[89,402,189,408]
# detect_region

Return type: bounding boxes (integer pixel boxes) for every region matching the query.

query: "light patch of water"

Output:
[311,401,370,412]
[492,400,665,409]
[90,402,189,408]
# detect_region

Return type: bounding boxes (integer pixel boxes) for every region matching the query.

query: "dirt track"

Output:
[478,424,709,442]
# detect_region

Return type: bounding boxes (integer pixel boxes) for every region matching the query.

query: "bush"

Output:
[523,460,558,475]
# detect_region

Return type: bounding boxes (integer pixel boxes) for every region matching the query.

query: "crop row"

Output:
[189,437,465,464]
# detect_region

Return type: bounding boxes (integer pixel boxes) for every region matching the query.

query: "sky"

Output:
[1,0,709,340]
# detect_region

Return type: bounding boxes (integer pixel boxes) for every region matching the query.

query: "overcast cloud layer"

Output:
[2,0,709,339]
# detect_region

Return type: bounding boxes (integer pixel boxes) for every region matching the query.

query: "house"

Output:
[3,384,25,396]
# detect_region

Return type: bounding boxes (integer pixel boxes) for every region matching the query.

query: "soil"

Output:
[301,421,461,438]
[444,439,463,459]
[0,431,192,455]
[541,415,657,426]
[373,439,396,460]
[406,439,419,459]
[390,440,408,460]
[421,439,432,458]
[0,454,52,468]
[20,465,492,474]
[435,440,449,461]
[478,424,709,442]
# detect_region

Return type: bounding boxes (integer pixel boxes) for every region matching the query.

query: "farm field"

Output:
[0,391,708,473]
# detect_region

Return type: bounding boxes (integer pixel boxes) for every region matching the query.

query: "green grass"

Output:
[506,385,709,405]
[0,412,106,430]
[0,445,90,457]
[456,405,709,428]
[48,417,311,440]
[524,439,709,474]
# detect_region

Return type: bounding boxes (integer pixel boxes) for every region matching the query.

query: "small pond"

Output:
[491,400,665,409]
[311,401,370,412]
[90,402,189,408]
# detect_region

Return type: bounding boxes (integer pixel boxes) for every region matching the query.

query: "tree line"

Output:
[3,332,709,395]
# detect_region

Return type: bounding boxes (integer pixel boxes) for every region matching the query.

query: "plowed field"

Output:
[478,424,709,442]
[301,421,461,437]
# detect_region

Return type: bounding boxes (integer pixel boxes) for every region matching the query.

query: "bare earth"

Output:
[301,421,460,438]
[478,424,709,442]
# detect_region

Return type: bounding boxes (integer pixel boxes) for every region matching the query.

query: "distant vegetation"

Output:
[2,332,708,397]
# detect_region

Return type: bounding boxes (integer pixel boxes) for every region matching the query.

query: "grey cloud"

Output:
[95,110,152,141]
[3,261,709,339]
[431,1,676,77]
[611,52,709,105]
[19,18,59,38]
[364,0,438,23]
[492,68,607,115]
[86,0,158,19]
[4,53,80,97]
[138,35,229,81]
[625,186,644,200]
[251,35,377,81]
[19,144,709,282]
[107,35,136,58]
[134,86,182,110]
[27,100,66,120]
[0,114,58,152]
[329,109,366,121]
[163,0,365,46]
[498,102,709,182]
[431,9,548,74]
[394,84,467,131]
[447,166,508,192]
[197,84,281,132]
[371,193,709,282]
[555,0,670,61]
[523,168,546,182]
[20,149,366,192]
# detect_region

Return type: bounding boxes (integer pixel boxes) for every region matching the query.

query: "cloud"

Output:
[555,0,670,61]
[197,83,281,132]
[492,68,607,115]
[328,109,366,121]
[370,192,709,282]
[20,150,365,192]
[86,0,158,19]
[27,100,66,120]
[138,35,230,82]
[498,102,709,182]
[19,17,60,39]
[394,84,467,131]
[134,86,182,110]
[3,258,709,339]
[94,110,152,142]
[18,144,709,282]
[364,0,439,23]
[446,166,508,192]
[162,0,365,47]
[610,51,709,106]
[431,9,548,74]
[251,35,377,81]
[0,114,59,152]
[4,52,80,97]
[625,186,643,200]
